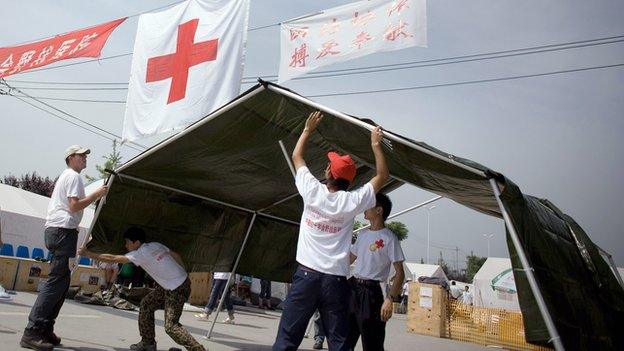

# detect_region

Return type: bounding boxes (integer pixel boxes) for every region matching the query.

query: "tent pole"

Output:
[597,245,624,289]
[489,178,564,351]
[266,84,487,178]
[115,173,298,225]
[354,195,443,234]
[206,212,258,339]
[257,193,299,213]
[278,140,296,177]
[73,174,116,274]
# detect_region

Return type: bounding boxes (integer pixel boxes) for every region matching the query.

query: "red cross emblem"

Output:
[146,19,218,104]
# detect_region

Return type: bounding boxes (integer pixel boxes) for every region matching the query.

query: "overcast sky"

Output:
[1,0,623,268]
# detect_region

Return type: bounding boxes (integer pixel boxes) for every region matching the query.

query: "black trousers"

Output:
[273,265,350,351]
[26,227,78,331]
[346,278,386,351]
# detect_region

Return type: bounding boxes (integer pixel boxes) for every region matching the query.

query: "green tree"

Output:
[465,251,487,283]
[86,140,122,182]
[1,172,56,197]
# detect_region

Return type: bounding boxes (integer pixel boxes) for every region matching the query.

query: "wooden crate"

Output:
[189,272,212,306]
[70,265,106,294]
[0,256,19,290]
[406,282,447,337]
[14,259,50,292]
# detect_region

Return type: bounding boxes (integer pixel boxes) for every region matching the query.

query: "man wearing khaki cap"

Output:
[20,145,108,351]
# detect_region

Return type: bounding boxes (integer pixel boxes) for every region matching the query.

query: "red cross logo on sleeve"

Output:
[146,19,218,104]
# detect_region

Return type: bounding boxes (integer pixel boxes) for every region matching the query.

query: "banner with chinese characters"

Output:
[0,18,126,78]
[278,0,426,83]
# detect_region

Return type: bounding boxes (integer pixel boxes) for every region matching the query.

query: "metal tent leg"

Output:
[489,178,564,351]
[206,212,258,339]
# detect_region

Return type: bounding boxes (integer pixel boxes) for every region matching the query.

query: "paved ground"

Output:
[0,292,488,350]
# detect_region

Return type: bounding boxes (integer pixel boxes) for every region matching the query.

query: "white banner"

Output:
[122,0,249,142]
[278,0,427,83]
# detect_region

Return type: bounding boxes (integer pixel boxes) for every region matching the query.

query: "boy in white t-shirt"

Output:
[273,111,389,351]
[347,193,405,350]
[80,227,205,351]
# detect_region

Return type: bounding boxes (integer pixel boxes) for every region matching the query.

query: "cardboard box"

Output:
[189,272,212,306]
[0,256,19,290]
[15,259,50,292]
[406,282,447,337]
[70,265,106,294]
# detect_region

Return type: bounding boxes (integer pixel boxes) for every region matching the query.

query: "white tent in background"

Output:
[473,257,520,311]
[0,183,93,258]
[404,262,448,281]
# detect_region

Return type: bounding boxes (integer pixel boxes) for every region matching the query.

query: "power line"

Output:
[307,63,624,98]
[11,34,623,78]
[1,79,146,151]
[7,62,623,104]
[9,86,128,91]
[10,95,125,104]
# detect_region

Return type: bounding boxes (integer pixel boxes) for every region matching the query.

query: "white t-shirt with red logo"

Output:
[295,166,376,276]
[125,242,187,290]
[351,227,405,282]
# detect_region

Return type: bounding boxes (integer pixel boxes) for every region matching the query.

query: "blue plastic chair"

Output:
[79,256,91,266]
[0,243,14,256]
[15,245,30,258]
[32,248,45,259]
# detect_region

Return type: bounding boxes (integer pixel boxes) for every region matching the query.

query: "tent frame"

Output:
[82,83,566,349]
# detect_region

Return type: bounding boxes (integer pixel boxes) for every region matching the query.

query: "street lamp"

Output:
[482,233,494,257]
[427,205,437,264]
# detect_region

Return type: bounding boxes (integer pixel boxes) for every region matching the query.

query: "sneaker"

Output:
[129,341,157,351]
[43,330,61,346]
[195,312,210,321]
[223,316,235,324]
[19,329,54,351]
[313,340,323,349]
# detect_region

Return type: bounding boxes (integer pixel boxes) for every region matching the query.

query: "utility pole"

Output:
[455,246,459,275]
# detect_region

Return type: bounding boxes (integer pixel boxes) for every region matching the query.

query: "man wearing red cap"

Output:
[273,111,389,351]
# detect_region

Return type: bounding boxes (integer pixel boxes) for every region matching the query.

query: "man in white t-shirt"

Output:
[450,281,463,299]
[21,145,107,351]
[80,227,205,351]
[347,193,405,350]
[461,285,473,305]
[273,111,389,351]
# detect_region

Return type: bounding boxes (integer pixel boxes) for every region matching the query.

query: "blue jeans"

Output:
[204,278,233,313]
[273,266,350,351]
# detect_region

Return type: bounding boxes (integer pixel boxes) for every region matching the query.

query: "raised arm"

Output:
[79,247,129,264]
[369,126,390,193]
[170,250,185,269]
[68,186,108,213]
[292,111,323,170]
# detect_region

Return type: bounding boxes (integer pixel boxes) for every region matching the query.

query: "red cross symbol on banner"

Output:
[146,19,218,104]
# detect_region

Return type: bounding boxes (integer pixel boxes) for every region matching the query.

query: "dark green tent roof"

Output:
[87,81,623,349]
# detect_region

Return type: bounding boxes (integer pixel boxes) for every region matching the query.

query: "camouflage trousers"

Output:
[138,278,205,351]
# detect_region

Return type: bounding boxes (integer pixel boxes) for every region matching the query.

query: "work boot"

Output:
[43,329,61,346]
[20,329,54,351]
[129,340,157,351]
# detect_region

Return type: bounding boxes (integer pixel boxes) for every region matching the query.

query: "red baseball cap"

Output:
[327,151,356,183]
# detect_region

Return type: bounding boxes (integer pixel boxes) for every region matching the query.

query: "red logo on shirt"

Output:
[369,239,385,252]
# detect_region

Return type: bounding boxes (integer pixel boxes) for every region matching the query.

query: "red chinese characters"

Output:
[289,27,309,41]
[352,11,375,26]
[352,31,373,49]
[320,18,340,36]
[316,40,340,59]
[384,20,413,41]
[289,43,309,67]
[0,18,125,78]
[388,0,410,16]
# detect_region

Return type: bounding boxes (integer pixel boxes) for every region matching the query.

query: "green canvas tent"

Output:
[85,81,623,350]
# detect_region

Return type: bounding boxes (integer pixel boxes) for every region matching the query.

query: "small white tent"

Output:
[0,184,93,259]
[473,257,520,311]
[404,262,448,281]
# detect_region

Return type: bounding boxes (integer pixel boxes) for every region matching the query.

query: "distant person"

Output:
[259,279,272,309]
[80,227,206,351]
[347,193,405,350]
[401,278,412,307]
[450,281,463,299]
[273,111,389,351]
[0,206,12,300]
[195,272,235,324]
[313,311,325,350]
[461,286,473,305]
[21,145,107,351]
[99,261,119,290]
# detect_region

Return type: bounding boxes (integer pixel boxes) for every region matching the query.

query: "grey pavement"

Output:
[0,292,487,351]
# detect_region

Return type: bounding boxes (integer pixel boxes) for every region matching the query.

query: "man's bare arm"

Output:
[68,186,108,213]
[292,111,323,170]
[170,251,185,269]
[369,126,389,193]
[79,248,129,264]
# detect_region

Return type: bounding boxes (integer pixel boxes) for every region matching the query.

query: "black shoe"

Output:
[43,330,61,346]
[313,340,323,350]
[20,329,54,351]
